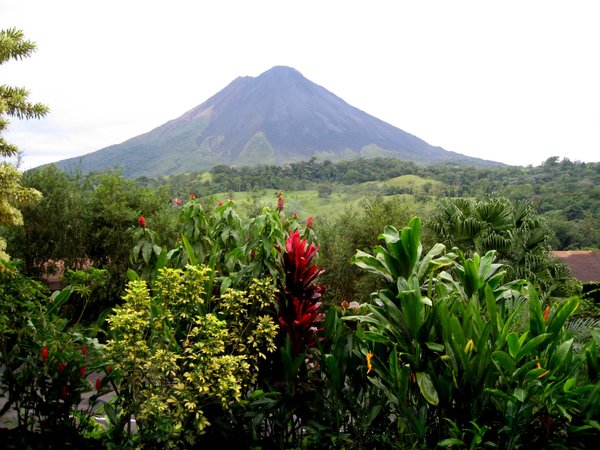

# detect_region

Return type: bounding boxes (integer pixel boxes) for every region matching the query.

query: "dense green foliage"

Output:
[429,196,578,300]
[3,25,598,450]
[135,156,600,250]
[1,190,599,448]
[348,219,599,448]
[3,167,176,321]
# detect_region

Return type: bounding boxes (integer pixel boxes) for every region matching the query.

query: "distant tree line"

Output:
[141,156,600,250]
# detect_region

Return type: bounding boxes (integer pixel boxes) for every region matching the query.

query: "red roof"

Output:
[552,250,600,282]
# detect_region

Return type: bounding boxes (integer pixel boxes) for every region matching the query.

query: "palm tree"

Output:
[428,196,577,299]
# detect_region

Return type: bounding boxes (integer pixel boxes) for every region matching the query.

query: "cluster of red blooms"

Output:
[138,216,146,228]
[277,230,325,356]
[41,345,111,396]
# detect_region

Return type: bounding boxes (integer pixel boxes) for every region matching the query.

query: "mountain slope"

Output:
[54,66,500,177]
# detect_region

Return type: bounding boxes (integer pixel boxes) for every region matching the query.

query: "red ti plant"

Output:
[277,230,325,357]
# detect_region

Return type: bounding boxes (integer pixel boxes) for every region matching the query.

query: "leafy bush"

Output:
[0,261,104,436]
[104,265,278,448]
[347,217,600,449]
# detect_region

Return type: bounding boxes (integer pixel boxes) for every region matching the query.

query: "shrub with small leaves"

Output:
[105,265,278,448]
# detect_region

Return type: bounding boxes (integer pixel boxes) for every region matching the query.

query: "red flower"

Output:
[543,305,550,321]
[57,362,66,373]
[277,230,325,356]
[138,216,146,228]
[42,347,49,362]
[306,216,314,228]
[80,366,87,378]
[277,195,284,211]
[81,346,87,356]
[293,212,299,219]
[107,365,113,373]
[217,201,223,206]
[189,193,197,199]
[95,378,102,391]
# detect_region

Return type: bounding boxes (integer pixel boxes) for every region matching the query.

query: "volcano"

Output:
[54,66,498,177]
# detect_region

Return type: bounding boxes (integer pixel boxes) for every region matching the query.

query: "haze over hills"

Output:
[53,66,501,178]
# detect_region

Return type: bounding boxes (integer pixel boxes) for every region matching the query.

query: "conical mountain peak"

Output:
[258,65,306,80]
[53,67,499,177]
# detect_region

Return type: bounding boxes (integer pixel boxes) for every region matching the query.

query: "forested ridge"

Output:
[139,156,600,250]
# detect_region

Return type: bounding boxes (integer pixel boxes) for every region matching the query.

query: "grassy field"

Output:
[211,189,367,221]
[361,174,443,191]
[211,174,440,221]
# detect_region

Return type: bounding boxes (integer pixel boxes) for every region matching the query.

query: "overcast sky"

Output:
[2,0,599,169]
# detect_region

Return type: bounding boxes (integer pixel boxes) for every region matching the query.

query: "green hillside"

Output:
[212,187,436,222]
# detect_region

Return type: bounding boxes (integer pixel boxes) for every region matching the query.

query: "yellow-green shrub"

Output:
[105,265,278,448]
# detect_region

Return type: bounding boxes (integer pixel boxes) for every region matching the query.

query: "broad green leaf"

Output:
[550,338,573,369]
[181,235,198,265]
[47,287,72,316]
[380,250,400,279]
[486,388,513,402]
[155,248,167,270]
[516,333,551,361]
[142,242,152,264]
[485,284,499,334]
[492,350,515,374]
[528,284,545,337]
[352,250,393,282]
[103,403,119,427]
[416,372,439,406]
[476,321,494,372]
[417,243,451,281]
[379,225,400,245]
[563,377,577,393]
[506,332,520,358]
[438,438,465,447]
[425,342,445,353]
[126,268,139,281]
[362,331,390,344]
[501,300,526,340]
[514,387,526,402]
[132,240,143,259]
[547,296,579,335]
[450,316,465,345]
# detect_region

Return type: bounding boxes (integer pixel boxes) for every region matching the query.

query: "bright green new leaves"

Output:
[352,217,455,286]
